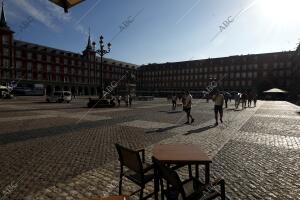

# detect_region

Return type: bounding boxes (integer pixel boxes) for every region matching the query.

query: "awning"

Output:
[263,88,288,93]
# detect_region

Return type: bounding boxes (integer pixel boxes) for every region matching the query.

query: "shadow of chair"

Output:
[115,143,154,200]
[154,159,226,200]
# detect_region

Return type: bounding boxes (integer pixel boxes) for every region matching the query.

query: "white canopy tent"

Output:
[263,88,288,93]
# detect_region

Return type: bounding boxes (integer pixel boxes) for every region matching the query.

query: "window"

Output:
[38,73,43,80]
[248,72,252,78]
[16,51,21,58]
[280,62,284,68]
[263,71,268,77]
[253,72,258,78]
[3,48,9,56]
[47,65,51,72]
[27,63,32,71]
[27,72,32,80]
[37,64,43,72]
[16,61,22,69]
[16,71,22,79]
[56,66,60,73]
[248,80,252,86]
[242,72,246,78]
[3,59,10,67]
[27,53,32,59]
[2,35,9,44]
[279,70,284,77]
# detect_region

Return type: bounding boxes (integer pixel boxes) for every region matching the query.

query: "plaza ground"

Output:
[0,97,299,200]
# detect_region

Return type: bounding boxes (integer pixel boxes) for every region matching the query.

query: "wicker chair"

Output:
[115,144,154,200]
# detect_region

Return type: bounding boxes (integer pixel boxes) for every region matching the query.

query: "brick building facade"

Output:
[0,5,137,96]
[137,50,300,97]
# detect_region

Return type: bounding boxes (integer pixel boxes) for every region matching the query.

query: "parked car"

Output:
[46,91,72,103]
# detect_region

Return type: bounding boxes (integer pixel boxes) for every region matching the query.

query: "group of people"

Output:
[171,89,258,126]
[112,94,133,107]
[234,92,257,109]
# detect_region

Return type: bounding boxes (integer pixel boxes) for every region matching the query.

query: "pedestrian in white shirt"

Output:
[183,90,195,124]
[212,90,224,126]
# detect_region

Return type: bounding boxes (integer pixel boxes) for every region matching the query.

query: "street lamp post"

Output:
[95,35,111,98]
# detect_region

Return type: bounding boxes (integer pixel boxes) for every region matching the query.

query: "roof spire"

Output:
[0,0,8,28]
[85,27,92,50]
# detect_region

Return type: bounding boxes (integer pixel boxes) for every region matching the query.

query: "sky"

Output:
[5,0,300,65]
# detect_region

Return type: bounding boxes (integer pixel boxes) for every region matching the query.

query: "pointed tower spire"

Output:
[85,28,92,50]
[0,1,8,28]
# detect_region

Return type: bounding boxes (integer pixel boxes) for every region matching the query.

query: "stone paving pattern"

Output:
[0,98,299,200]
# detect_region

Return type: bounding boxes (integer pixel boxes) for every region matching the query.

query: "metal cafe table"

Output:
[152,144,212,200]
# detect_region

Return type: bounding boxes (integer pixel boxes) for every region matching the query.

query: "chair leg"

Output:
[139,187,144,200]
[119,166,123,195]
[220,179,226,200]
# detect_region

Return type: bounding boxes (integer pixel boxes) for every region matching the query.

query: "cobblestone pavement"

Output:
[0,98,299,200]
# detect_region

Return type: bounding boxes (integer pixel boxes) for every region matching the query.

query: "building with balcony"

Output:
[137,50,299,97]
[0,5,137,96]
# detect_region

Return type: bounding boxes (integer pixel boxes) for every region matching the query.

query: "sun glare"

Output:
[258,0,300,23]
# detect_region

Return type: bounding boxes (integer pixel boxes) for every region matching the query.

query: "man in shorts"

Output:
[212,90,224,126]
[183,90,195,124]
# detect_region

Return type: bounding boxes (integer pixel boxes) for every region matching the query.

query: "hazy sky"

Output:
[5,0,300,65]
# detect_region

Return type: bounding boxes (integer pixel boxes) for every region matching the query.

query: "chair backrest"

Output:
[154,159,186,199]
[115,143,143,173]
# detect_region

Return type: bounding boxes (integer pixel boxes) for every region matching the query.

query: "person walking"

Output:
[241,92,247,109]
[234,93,240,109]
[224,93,229,108]
[171,93,177,110]
[117,95,121,107]
[128,94,132,107]
[183,91,194,124]
[212,90,224,126]
[253,93,258,107]
[248,92,253,107]
[206,93,210,103]
[181,92,186,111]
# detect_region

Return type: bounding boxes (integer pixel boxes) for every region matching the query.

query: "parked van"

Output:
[46,91,72,103]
